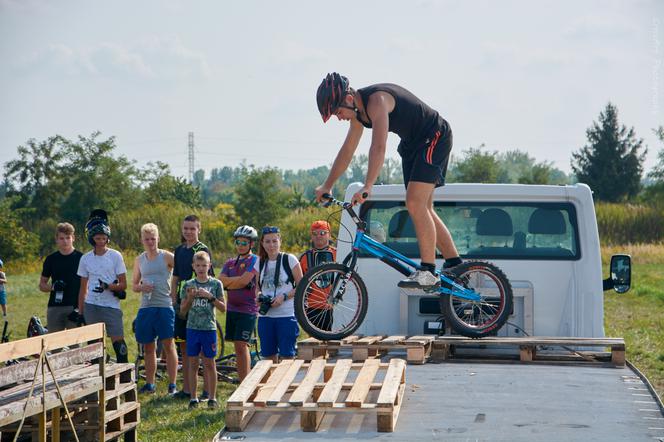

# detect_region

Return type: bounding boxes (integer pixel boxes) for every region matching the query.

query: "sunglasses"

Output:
[311,230,329,236]
[262,226,280,234]
[234,239,250,246]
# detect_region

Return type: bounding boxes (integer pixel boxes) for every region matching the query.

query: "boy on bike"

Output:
[314,73,462,289]
[77,210,129,363]
[220,225,260,382]
[299,220,336,331]
[180,251,225,409]
[39,223,83,332]
[170,214,214,399]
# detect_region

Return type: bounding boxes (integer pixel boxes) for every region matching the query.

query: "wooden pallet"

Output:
[432,336,626,367]
[226,358,407,433]
[298,335,434,364]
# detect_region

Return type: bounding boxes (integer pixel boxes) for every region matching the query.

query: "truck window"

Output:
[360,201,580,260]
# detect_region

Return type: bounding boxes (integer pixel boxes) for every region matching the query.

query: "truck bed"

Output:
[218,360,664,441]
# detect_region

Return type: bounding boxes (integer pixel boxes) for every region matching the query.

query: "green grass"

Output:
[2,246,664,440]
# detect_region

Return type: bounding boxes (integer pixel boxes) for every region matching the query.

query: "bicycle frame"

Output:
[334,197,481,302]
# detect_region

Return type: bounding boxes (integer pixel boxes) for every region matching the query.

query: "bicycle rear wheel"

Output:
[439,261,513,338]
[294,263,368,341]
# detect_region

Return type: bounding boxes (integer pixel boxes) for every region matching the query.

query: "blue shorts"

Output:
[186,328,217,358]
[257,316,299,358]
[0,290,6,306]
[134,307,175,344]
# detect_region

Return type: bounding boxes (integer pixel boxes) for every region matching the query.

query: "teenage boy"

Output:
[180,251,225,409]
[0,259,6,318]
[39,223,83,332]
[170,214,214,400]
[299,220,336,331]
[77,211,129,363]
[220,225,259,382]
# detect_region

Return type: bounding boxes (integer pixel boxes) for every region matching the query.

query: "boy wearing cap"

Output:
[298,220,336,331]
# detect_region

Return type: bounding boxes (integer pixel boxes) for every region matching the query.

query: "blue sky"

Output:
[1,0,662,179]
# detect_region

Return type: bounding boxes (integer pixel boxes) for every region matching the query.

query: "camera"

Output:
[53,280,66,304]
[258,295,273,315]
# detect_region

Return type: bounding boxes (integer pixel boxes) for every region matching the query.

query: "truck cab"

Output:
[337,182,631,338]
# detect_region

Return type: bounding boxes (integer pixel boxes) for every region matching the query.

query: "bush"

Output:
[595,202,664,245]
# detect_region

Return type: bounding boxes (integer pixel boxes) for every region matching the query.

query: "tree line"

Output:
[1,102,663,262]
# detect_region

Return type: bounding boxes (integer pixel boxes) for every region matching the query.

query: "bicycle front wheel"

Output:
[294,263,368,341]
[440,261,513,338]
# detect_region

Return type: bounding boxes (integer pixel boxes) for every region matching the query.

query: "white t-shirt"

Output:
[77,248,127,310]
[258,253,298,318]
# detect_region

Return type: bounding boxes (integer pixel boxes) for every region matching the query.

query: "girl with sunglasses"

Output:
[257,226,303,362]
[219,226,260,381]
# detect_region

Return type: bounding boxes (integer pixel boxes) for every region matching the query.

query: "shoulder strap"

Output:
[305,250,314,273]
[282,253,295,287]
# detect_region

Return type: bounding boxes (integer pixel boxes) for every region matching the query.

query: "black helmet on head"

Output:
[316,72,350,123]
[86,209,111,246]
[233,225,258,241]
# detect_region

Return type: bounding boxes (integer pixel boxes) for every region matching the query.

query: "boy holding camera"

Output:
[77,210,129,363]
[39,223,83,332]
[180,251,225,409]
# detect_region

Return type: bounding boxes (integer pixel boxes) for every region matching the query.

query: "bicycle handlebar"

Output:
[321,193,367,230]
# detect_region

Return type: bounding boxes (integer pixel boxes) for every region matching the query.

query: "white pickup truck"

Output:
[220,183,664,442]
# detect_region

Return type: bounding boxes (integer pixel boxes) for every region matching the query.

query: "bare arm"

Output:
[315,120,364,201]
[220,271,256,289]
[110,274,127,292]
[131,258,142,293]
[180,287,195,315]
[39,276,51,293]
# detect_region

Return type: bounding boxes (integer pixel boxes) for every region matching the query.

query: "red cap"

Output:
[311,220,330,232]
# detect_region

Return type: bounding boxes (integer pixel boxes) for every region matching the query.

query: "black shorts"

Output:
[225,311,256,343]
[401,124,453,188]
[174,314,188,341]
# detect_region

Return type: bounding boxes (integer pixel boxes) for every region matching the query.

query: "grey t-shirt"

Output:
[138,251,173,309]
[181,278,224,331]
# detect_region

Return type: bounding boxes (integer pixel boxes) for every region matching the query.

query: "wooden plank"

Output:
[225,408,255,432]
[379,336,407,346]
[404,335,435,345]
[298,338,323,347]
[0,343,103,389]
[376,359,406,407]
[51,407,61,442]
[345,359,380,407]
[0,365,100,405]
[352,336,384,346]
[252,361,294,407]
[0,324,104,363]
[519,346,535,362]
[266,360,304,406]
[227,360,273,406]
[317,359,352,407]
[300,408,325,432]
[377,382,405,432]
[289,359,326,406]
[611,345,626,367]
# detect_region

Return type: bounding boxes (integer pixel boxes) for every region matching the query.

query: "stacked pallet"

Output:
[298,335,434,364]
[226,358,406,433]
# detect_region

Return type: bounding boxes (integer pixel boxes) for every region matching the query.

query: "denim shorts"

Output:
[135,307,175,344]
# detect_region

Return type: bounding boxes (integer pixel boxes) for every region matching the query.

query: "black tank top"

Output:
[357,84,446,148]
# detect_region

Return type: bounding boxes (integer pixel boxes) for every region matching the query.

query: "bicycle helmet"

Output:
[85,209,111,246]
[316,72,350,122]
[233,225,258,241]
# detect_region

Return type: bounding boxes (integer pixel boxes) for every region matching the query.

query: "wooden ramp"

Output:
[432,336,626,367]
[226,358,407,433]
[298,335,434,364]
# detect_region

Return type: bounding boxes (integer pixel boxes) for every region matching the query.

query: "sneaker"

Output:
[167,383,177,395]
[200,390,209,400]
[207,399,218,409]
[173,390,190,400]
[139,383,156,394]
[397,270,440,289]
[188,398,199,409]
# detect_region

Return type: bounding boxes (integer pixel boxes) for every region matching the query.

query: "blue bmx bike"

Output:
[294,194,514,340]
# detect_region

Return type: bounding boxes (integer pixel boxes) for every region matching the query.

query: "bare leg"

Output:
[426,192,460,259]
[143,342,157,385]
[234,341,251,382]
[406,181,437,264]
[188,355,199,400]
[161,338,178,385]
[180,341,190,393]
[203,358,217,400]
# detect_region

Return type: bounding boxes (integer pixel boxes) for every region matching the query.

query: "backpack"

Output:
[27,316,48,337]
[259,253,295,292]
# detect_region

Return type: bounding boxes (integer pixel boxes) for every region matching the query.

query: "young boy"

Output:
[180,251,225,409]
[77,210,129,363]
[170,214,214,399]
[39,223,83,332]
[0,259,7,318]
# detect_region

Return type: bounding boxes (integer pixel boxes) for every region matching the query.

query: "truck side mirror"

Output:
[603,254,631,293]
